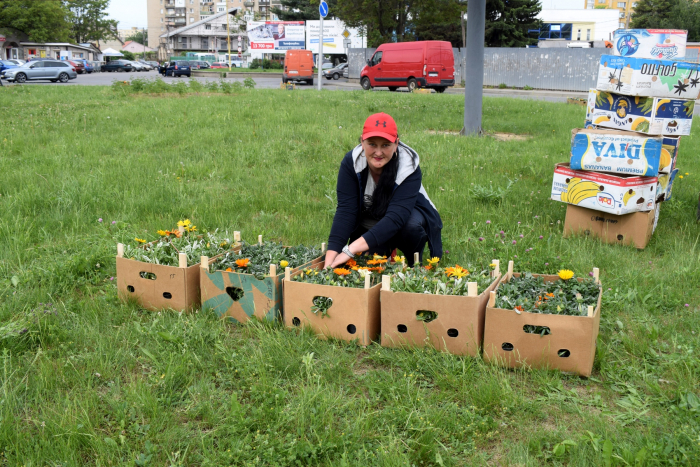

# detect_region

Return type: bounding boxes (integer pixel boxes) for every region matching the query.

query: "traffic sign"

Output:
[342,29,350,39]
[319,1,328,18]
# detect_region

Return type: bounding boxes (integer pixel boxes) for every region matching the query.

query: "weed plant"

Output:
[0,85,698,465]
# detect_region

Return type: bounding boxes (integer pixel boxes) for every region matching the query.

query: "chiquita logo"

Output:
[597,193,615,208]
[612,97,633,126]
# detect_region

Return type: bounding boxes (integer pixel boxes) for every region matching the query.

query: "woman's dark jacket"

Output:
[327,141,443,257]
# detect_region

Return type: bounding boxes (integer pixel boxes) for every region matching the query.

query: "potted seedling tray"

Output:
[200,235,324,323]
[380,258,502,357]
[283,260,383,346]
[482,261,603,377]
[116,225,235,311]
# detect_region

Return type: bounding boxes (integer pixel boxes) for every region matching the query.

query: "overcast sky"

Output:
[106,0,147,30]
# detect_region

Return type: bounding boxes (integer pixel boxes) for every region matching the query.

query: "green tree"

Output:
[0,0,72,42]
[65,0,118,44]
[630,0,676,28]
[121,50,135,60]
[126,30,148,45]
[485,0,541,48]
[413,0,463,46]
[272,0,329,21]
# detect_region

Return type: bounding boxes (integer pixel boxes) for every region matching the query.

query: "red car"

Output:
[360,40,455,93]
[68,60,85,74]
[210,62,228,69]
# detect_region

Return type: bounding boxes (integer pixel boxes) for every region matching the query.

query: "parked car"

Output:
[0,60,18,79]
[101,60,134,72]
[210,62,227,69]
[7,59,25,66]
[343,66,349,79]
[3,60,77,83]
[72,59,94,73]
[67,60,85,74]
[165,60,191,77]
[147,61,159,68]
[360,40,455,93]
[127,61,147,72]
[137,60,153,71]
[189,60,209,69]
[323,62,347,80]
[283,49,314,85]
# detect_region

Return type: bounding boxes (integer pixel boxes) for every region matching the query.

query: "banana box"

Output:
[551,163,657,215]
[570,128,663,176]
[656,168,679,202]
[596,55,700,100]
[613,29,687,60]
[586,89,694,136]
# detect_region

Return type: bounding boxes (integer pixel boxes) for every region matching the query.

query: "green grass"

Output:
[196,67,283,73]
[0,84,699,466]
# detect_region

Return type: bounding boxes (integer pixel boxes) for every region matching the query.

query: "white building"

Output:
[536,8,620,47]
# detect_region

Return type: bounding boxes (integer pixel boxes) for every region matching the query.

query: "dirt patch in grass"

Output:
[425,129,530,141]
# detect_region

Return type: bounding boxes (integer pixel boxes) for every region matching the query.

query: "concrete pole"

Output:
[461,0,486,136]
[317,15,324,91]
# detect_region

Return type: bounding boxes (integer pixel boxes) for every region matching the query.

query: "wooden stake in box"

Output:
[283,261,381,346]
[379,260,502,356]
[116,244,204,311]
[483,263,603,377]
[200,239,324,323]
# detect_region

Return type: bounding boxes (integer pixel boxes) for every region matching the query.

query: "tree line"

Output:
[631,0,700,41]
[0,0,128,45]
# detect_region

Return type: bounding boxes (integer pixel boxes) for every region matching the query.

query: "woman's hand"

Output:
[324,250,339,268]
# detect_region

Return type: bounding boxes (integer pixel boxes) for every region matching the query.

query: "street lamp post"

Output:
[461,0,485,137]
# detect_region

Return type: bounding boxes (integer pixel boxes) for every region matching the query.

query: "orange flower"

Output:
[424,265,433,270]
[351,266,359,270]
[366,266,384,272]
[346,259,357,267]
[446,265,469,277]
[515,305,524,312]
[225,268,232,272]
[334,268,351,276]
[235,258,250,268]
[545,292,554,300]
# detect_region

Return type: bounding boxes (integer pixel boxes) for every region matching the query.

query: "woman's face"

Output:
[362,136,398,173]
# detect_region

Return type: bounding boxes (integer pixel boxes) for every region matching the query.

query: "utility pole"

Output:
[461,0,485,136]
[226,6,232,70]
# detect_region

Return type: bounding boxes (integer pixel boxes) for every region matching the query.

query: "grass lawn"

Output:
[0,82,699,466]
[197,68,283,73]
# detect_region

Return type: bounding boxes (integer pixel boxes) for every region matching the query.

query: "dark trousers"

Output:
[349,208,429,267]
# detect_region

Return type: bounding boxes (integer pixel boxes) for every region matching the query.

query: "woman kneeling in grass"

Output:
[325,112,442,268]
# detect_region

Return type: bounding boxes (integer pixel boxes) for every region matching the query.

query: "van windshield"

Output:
[370,51,382,66]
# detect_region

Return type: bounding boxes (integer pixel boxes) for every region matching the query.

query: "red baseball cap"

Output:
[362,112,398,143]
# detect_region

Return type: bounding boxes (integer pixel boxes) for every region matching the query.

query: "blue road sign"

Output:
[319,1,328,17]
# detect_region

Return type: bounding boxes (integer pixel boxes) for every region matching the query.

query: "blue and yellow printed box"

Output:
[612,29,687,60]
[596,54,700,100]
[570,128,663,176]
[586,89,694,136]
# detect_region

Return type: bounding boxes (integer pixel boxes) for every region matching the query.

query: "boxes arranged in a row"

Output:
[553,29,691,249]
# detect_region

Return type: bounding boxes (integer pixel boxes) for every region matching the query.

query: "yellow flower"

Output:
[280,260,289,268]
[679,175,684,179]
[489,263,497,268]
[450,269,468,279]
[685,172,689,175]
[177,219,191,227]
[220,242,228,248]
[157,230,167,236]
[426,257,440,265]
[558,269,574,281]
[395,256,405,264]
[135,237,146,244]
[188,225,197,232]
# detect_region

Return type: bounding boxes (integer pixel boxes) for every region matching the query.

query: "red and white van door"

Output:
[426,45,442,86]
[366,51,382,85]
[441,46,455,84]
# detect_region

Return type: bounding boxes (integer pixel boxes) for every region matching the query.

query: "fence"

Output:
[348,47,700,92]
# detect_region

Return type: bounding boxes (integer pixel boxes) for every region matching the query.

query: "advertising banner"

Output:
[305,19,366,54]
[247,21,305,51]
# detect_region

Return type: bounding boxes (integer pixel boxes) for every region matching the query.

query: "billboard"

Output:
[305,20,366,54]
[247,21,305,51]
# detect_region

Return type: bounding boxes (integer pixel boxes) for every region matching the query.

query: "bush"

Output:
[173,80,189,95]
[498,83,508,89]
[188,79,204,93]
[205,80,219,92]
[243,77,256,89]
[523,85,534,90]
[121,50,135,61]
[219,79,232,94]
[249,58,283,70]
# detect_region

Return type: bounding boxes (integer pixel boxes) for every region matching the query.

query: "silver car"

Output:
[3,60,77,83]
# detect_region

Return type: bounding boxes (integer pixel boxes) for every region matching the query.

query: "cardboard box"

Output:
[483,271,603,377]
[586,89,694,136]
[596,54,700,100]
[656,168,679,202]
[116,254,205,311]
[613,29,687,60]
[580,123,680,173]
[552,163,657,215]
[379,274,501,356]
[200,256,322,324]
[283,261,381,346]
[563,204,659,249]
[570,128,663,176]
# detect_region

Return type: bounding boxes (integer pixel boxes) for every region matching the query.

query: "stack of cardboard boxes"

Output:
[551,29,698,248]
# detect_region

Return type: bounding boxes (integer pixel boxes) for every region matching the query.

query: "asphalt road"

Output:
[1,69,586,102]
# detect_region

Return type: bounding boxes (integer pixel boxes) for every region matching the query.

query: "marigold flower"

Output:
[558,269,574,281]
[346,259,357,267]
[225,268,232,272]
[134,238,146,243]
[157,230,167,236]
[280,260,289,268]
[395,256,406,264]
[424,265,433,270]
[177,219,191,227]
[187,225,197,232]
[449,269,468,279]
[515,305,524,312]
[426,257,440,265]
[334,268,351,276]
[236,258,250,268]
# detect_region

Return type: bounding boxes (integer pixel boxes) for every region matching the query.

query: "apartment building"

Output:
[147,0,283,49]
[584,0,638,29]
